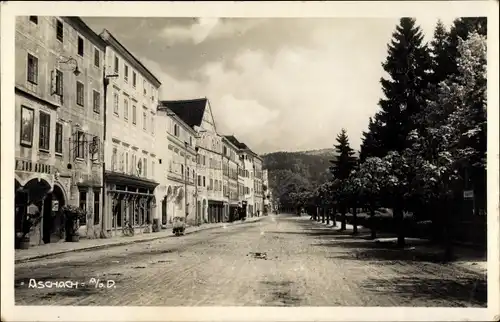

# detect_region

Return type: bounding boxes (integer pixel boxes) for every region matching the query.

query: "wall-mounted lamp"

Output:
[58,56,81,76]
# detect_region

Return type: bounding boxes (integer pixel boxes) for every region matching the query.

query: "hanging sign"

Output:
[463,190,474,199]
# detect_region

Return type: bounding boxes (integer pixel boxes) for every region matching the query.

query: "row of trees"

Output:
[292,17,487,260]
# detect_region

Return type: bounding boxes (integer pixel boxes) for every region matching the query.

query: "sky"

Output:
[83,16,457,155]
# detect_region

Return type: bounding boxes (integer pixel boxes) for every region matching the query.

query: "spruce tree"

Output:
[359,114,384,162]
[375,18,431,155]
[331,128,357,181]
[330,129,357,230]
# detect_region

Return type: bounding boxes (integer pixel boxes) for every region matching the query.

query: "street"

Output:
[15,214,486,307]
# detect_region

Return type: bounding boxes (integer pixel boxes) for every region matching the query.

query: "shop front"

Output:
[208,200,224,223]
[104,171,159,237]
[14,159,67,248]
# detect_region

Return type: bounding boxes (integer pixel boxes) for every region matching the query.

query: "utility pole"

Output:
[101,68,118,235]
[184,141,188,220]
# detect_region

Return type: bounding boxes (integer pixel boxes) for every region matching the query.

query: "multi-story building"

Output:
[253,156,264,216]
[222,136,240,221]
[14,16,106,247]
[263,169,271,214]
[158,98,220,225]
[156,104,197,227]
[99,29,162,237]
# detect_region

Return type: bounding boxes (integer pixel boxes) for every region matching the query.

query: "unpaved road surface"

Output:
[15,214,486,306]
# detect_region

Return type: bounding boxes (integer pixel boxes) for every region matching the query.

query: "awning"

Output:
[105,171,159,190]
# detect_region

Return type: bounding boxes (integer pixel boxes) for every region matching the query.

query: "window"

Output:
[79,190,87,225]
[29,16,38,24]
[39,112,50,151]
[76,131,85,159]
[77,36,84,56]
[132,72,137,87]
[112,147,117,171]
[93,90,100,114]
[151,114,154,134]
[55,69,63,96]
[198,175,201,186]
[125,152,129,174]
[114,56,119,74]
[56,19,63,42]
[143,110,147,130]
[189,136,192,146]
[55,122,63,154]
[181,164,184,176]
[143,80,147,95]
[132,105,137,124]
[192,170,195,180]
[113,92,119,115]
[124,65,129,82]
[27,54,38,84]
[93,190,100,225]
[174,124,179,136]
[76,82,84,106]
[94,48,100,67]
[203,176,206,187]
[143,157,148,177]
[210,178,213,190]
[124,98,129,120]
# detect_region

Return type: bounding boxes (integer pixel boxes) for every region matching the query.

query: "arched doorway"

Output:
[44,184,66,243]
[202,199,207,223]
[162,196,168,226]
[21,178,52,246]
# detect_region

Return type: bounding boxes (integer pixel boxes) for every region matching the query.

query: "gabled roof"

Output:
[159,98,207,129]
[223,135,247,150]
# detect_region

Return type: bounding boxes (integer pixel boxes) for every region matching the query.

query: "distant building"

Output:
[14,16,106,246]
[99,29,162,237]
[222,136,240,221]
[159,98,224,225]
[156,105,198,226]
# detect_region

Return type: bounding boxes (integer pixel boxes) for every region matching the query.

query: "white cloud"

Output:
[160,18,265,45]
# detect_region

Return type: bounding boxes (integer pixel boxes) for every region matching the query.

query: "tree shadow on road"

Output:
[361,274,487,307]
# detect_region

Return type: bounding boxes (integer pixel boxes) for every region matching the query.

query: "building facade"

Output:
[253,156,264,216]
[159,98,219,225]
[263,169,271,214]
[222,137,240,221]
[100,29,162,237]
[156,105,198,227]
[14,16,106,246]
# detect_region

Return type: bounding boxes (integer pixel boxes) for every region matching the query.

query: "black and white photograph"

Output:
[1,1,498,322]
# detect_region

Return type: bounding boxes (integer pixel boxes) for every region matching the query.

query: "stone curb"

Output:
[15,217,264,264]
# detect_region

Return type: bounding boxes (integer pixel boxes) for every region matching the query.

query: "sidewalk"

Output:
[15,216,264,263]
[305,216,487,276]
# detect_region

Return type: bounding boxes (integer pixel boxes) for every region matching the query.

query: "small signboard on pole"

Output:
[463,190,474,199]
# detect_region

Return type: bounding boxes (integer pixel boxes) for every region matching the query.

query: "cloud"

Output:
[160,18,265,45]
[139,17,459,154]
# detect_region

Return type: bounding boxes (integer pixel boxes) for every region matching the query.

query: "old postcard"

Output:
[1,1,499,321]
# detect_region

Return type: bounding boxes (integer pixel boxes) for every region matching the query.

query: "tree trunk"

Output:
[321,207,325,223]
[340,203,347,231]
[332,205,337,227]
[394,201,405,248]
[326,207,330,225]
[352,204,358,235]
[369,204,376,239]
[443,197,454,261]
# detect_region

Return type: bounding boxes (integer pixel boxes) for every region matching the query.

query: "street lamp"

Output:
[58,56,81,76]
[101,69,119,234]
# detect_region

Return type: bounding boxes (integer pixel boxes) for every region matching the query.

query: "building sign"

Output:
[15,159,53,174]
[463,190,474,199]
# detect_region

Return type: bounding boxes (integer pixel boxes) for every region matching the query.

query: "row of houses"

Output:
[14,16,271,247]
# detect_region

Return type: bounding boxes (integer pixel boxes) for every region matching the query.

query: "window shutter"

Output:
[51,70,57,95]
